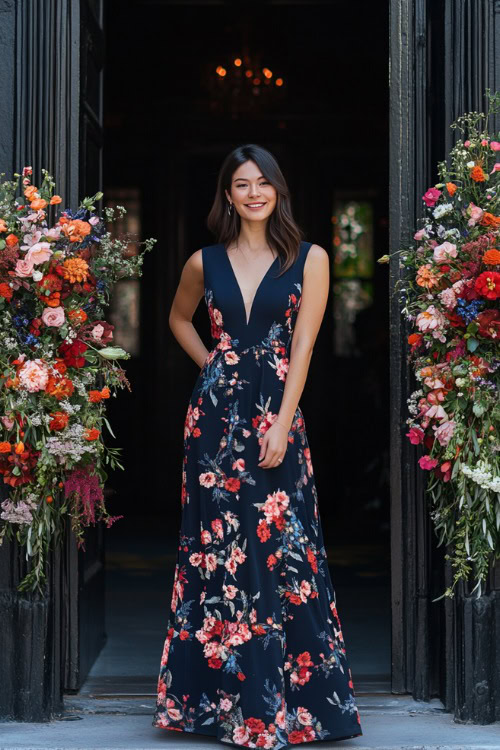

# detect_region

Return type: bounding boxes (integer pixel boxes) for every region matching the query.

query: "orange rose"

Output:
[0,442,12,453]
[14,441,25,454]
[84,428,100,441]
[50,195,62,205]
[0,219,7,232]
[30,198,48,210]
[6,233,19,247]
[446,182,457,196]
[483,248,500,265]
[24,185,38,200]
[61,219,91,244]
[100,386,110,399]
[88,390,103,403]
[479,212,500,227]
[470,165,485,182]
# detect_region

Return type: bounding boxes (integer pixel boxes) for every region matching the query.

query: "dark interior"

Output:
[83,0,392,695]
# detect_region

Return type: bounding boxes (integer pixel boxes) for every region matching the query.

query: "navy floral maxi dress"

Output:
[153,241,363,748]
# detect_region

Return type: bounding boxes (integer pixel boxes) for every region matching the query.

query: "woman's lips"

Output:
[244,202,267,210]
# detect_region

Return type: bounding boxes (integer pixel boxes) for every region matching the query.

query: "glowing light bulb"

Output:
[262,68,273,79]
[234,58,242,67]
[275,78,284,87]
[216,66,227,77]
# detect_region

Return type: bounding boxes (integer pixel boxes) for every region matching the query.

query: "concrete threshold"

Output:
[1,695,499,750]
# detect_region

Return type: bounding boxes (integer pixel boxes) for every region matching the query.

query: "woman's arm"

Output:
[168,249,210,369]
[258,244,330,469]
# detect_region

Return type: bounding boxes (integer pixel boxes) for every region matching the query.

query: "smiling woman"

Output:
[153,144,363,748]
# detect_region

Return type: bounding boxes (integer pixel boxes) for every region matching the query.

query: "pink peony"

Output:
[15,257,35,278]
[490,141,500,151]
[433,420,456,446]
[18,359,49,392]
[422,187,441,207]
[418,455,438,470]
[25,241,53,265]
[433,241,457,264]
[41,305,65,327]
[414,228,426,241]
[438,288,457,310]
[416,305,447,332]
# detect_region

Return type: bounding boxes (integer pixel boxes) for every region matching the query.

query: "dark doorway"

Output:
[78,0,391,698]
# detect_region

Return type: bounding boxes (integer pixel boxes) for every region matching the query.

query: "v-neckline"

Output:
[222,244,279,326]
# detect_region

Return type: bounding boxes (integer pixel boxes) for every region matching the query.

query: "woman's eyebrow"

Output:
[233,175,265,182]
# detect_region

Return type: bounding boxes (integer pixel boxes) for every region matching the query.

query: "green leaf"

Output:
[0,240,5,250]
[103,416,116,438]
[466,337,479,353]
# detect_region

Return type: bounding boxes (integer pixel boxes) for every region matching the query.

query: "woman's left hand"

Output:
[258,421,289,469]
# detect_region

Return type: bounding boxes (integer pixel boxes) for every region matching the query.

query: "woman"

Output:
[153,144,363,748]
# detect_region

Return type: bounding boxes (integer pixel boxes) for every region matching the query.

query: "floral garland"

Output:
[0,167,156,592]
[379,90,500,599]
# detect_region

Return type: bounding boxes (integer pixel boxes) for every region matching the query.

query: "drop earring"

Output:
[227,201,233,216]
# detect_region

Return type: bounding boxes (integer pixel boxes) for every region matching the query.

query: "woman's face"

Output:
[225,160,277,222]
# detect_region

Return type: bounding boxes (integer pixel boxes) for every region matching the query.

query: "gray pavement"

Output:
[1,695,499,750]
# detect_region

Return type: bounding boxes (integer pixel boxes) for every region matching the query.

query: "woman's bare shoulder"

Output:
[304,243,329,272]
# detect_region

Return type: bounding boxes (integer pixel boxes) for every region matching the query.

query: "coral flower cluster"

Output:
[381,93,500,597]
[0,167,156,591]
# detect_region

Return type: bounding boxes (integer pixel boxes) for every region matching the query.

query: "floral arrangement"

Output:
[379,90,500,599]
[0,167,156,592]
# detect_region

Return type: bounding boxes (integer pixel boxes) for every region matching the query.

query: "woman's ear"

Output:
[225,189,231,203]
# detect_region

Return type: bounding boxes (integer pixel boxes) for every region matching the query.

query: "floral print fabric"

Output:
[153,242,362,748]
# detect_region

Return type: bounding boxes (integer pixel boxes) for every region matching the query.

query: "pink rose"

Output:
[91,324,104,340]
[422,187,441,207]
[41,305,65,327]
[464,140,471,147]
[489,163,500,175]
[15,257,35,278]
[433,241,457,264]
[25,241,53,265]
[490,141,500,151]
[1,416,15,430]
[414,228,426,241]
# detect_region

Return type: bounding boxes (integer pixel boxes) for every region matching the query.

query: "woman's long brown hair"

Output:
[207,144,303,274]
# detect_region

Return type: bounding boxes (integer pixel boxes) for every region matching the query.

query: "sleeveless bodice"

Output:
[202,240,312,356]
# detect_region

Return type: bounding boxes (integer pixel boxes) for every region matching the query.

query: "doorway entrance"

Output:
[76,0,391,698]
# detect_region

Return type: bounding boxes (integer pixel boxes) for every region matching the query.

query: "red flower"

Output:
[225,477,240,493]
[0,282,13,300]
[289,730,306,744]
[474,270,500,299]
[58,339,88,368]
[245,718,265,734]
[257,519,271,543]
[179,630,190,641]
[49,411,69,431]
[477,309,500,339]
[237,671,246,681]
[207,657,222,669]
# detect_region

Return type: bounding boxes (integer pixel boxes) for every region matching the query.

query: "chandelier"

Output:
[208,54,285,114]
